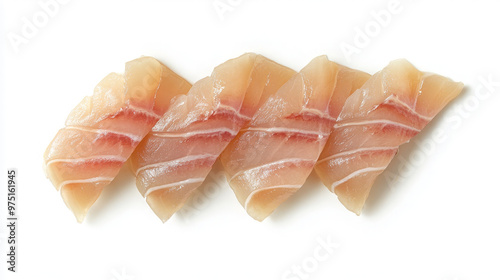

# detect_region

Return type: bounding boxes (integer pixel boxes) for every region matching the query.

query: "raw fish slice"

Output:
[130,54,295,222]
[220,56,370,221]
[44,57,191,222]
[315,59,464,215]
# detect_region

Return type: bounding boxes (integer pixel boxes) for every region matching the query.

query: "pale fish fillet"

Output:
[220,55,371,221]
[130,53,296,222]
[314,59,464,215]
[43,57,191,222]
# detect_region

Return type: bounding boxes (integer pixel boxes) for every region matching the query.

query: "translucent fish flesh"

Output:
[220,56,370,221]
[314,59,464,215]
[43,57,191,222]
[129,53,296,222]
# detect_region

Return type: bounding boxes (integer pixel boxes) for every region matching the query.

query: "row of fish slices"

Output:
[44,53,463,223]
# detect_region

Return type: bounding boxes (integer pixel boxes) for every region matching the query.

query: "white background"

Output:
[1,1,500,280]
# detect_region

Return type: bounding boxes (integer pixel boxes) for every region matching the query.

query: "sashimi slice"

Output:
[44,57,191,222]
[220,56,370,221]
[130,53,296,222]
[314,59,464,215]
